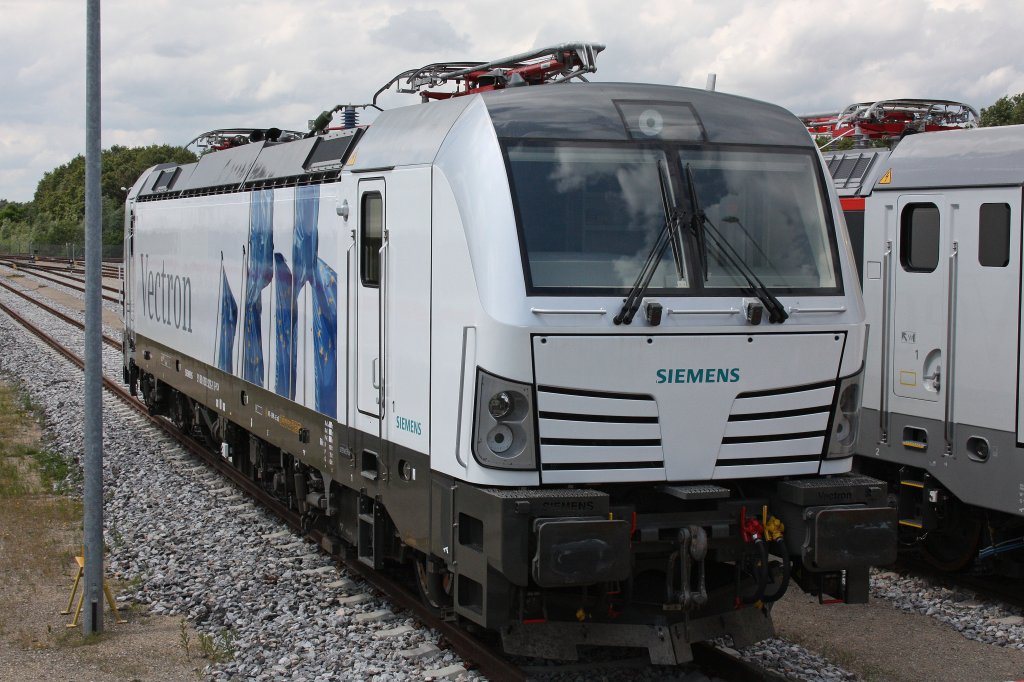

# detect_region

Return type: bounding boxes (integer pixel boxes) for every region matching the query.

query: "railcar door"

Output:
[356,180,386,422]
[943,190,1021,437]
[890,194,950,420]
[124,207,135,346]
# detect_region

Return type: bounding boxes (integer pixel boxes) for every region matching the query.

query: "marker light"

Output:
[472,369,537,470]
[487,424,514,453]
[827,371,863,458]
[488,392,514,419]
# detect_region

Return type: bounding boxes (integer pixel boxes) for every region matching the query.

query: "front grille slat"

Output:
[539,418,661,441]
[724,412,830,438]
[537,391,659,418]
[729,386,835,415]
[537,385,665,479]
[539,411,659,424]
[541,444,664,466]
[716,380,837,471]
[718,436,826,459]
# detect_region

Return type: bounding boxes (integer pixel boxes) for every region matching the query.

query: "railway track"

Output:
[0,280,787,682]
[0,252,122,275]
[0,278,120,349]
[0,257,121,302]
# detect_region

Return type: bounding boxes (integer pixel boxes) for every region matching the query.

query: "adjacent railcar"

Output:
[123,45,895,663]
[825,125,1024,571]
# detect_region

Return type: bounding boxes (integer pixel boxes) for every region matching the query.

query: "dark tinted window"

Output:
[900,203,940,273]
[361,192,383,286]
[305,133,358,170]
[615,101,705,142]
[153,167,180,192]
[979,203,1011,267]
[843,210,865,284]
[507,145,685,291]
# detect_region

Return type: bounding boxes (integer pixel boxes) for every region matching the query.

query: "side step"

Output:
[897,469,938,531]
[357,493,386,569]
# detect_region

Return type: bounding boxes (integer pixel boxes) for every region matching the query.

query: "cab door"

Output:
[356,180,385,422]
[890,195,949,419]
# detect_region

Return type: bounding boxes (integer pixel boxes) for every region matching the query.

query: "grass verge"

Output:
[0,379,82,635]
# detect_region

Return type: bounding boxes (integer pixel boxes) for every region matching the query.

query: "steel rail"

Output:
[0,254,121,279]
[0,296,526,682]
[692,642,792,682]
[0,259,120,303]
[0,252,123,276]
[15,262,122,293]
[0,278,120,349]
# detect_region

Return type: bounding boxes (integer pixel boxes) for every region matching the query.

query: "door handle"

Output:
[372,357,380,390]
[924,365,941,392]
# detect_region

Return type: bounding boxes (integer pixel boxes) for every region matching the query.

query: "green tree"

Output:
[0,200,36,253]
[980,93,1024,127]
[0,200,32,225]
[28,144,196,247]
[1,144,196,253]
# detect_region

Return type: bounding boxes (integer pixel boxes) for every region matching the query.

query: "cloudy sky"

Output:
[2,0,1022,202]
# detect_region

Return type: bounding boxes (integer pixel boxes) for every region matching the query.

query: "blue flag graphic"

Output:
[313,257,338,418]
[235,186,336,417]
[243,190,274,386]
[274,253,296,399]
[293,185,319,293]
[216,265,238,373]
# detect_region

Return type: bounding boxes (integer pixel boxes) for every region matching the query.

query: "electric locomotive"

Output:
[123,43,895,663]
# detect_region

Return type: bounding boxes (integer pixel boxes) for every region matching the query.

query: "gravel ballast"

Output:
[9,267,1015,681]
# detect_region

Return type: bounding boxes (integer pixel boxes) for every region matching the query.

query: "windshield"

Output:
[684,150,837,290]
[506,144,687,291]
[506,142,840,295]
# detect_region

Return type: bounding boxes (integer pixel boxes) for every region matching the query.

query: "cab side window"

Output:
[979,202,1010,268]
[900,203,940,273]
[361,192,383,286]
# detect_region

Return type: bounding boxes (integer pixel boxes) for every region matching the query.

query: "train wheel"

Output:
[919,502,982,572]
[170,392,193,433]
[414,555,452,617]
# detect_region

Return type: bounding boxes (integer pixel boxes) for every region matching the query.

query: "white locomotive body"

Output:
[124,50,895,662]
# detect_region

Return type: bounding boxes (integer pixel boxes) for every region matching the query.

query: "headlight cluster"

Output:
[473,369,537,470]
[827,371,862,459]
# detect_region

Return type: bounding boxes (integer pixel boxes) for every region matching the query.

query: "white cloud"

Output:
[1,0,1022,201]
[370,8,470,52]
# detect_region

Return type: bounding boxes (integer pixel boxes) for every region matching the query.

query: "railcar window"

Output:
[900,203,940,273]
[979,202,1011,268]
[361,192,383,286]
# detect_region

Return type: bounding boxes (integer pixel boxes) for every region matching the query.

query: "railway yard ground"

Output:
[0,377,199,682]
[3,260,1024,681]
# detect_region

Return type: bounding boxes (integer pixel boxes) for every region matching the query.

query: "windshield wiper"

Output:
[614,163,685,325]
[684,164,788,324]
